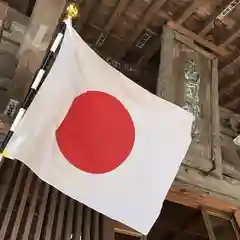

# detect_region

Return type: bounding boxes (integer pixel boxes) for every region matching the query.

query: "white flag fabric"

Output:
[6,20,193,234]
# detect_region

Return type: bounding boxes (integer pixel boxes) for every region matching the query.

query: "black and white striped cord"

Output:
[0,22,66,154]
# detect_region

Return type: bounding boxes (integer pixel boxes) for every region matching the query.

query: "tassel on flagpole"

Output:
[0,3,79,159]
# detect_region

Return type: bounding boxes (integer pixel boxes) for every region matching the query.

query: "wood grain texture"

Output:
[156,26,175,102]
[73,203,83,240]
[55,193,67,240]
[211,58,223,178]
[22,177,41,239]
[34,183,50,240]
[0,164,26,239]
[117,0,168,59]
[10,170,34,240]
[64,198,75,240]
[167,21,228,57]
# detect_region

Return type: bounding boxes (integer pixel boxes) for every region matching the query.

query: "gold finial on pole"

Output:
[66,3,79,19]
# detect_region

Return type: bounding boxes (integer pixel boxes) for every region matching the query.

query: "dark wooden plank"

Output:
[64,198,75,240]
[176,0,200,24]
[221,27,240,47]
[199,0,233,36]
[223,97,240,109]
[83,207,92,240]
[95,0,130,48]
[0,160,17,210]
[167,21,228,56]
[211,58,222,178]
[34,183,50,240]
[0,163,26,239]
[22,177,41,239]
[138,37,161,66]
[44,188,59,240]
[55,193,67,240]
[219,76,240,98]
[92,211,100,240]
[75,0,99,32]
[10,170,34,240]
[219,55,240,80]
[104,0,130,33]
[117,0,168,59]
[73,203,83,240]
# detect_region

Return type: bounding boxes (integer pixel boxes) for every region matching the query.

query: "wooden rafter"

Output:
[223,97,240,109]
[221,27,240,47]
[75,0,98,32]
[117,0,168,59]
[167,21,228,56]
[219,55,240,79]
[199,0,233,37]
[104,0,130,34]
[219,75,240,98]
[176,0,201,24]
[95,0,130,47]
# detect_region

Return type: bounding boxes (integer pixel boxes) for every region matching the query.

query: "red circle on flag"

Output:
[56,91,135,174]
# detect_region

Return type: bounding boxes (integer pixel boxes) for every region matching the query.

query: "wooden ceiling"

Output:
[70,0,240,113]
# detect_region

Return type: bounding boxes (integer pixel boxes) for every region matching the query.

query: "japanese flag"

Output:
[6,20,193,234]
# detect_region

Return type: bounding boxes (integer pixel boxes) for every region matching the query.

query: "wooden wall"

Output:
[0,159,102,240]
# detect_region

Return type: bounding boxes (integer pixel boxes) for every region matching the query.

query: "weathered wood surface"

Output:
[167,21,228,57]
[172,166,240,211]
[211,59,222,177]
[0,159,102,240]
[156,26,175,102]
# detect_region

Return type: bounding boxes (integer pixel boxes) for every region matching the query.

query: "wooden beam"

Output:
[75,0,98,32]
[223,97,240,109]
[168,166,240,212]
[219,75,240,98]
[219,55,240,79]
[95,0,130,47]
[221,27,240,47]
[117,0,168,59]
[104,0,130,33]
[167,21,228,56]
[175,32,216,59]
[176,0,201,24]
[211,59,222,178]
[199,0,233,37]
[167,184,240,213]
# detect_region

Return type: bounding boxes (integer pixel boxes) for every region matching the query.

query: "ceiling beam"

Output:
[221,27,240,47]
[75,0,99,32]
[219,73,240,98]
[199,0,234,37]
[95,0,130,47]
[116,0,168,59]
[223,97,240,109]
[176,0,201,24]
[104,0,130,33]
[219,55,240,79]
[167,21,228,56]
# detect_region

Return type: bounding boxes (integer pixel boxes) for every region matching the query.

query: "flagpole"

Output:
[0,3,79,158]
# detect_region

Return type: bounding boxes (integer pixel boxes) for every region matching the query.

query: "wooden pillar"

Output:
[211,59,222,178]
[8,0,67,103]
[156,26,175,102]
